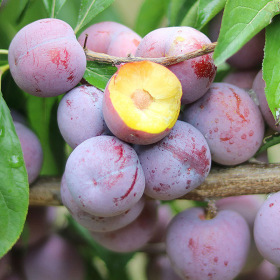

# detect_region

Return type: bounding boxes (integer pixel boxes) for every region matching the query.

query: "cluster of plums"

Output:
[2,14,280,280]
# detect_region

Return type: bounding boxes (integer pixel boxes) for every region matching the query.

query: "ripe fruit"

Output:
[166,207,250,280]
[61,175,145,232]
[137,120,211,200]
[91,200,158,253]
[14,121,43,184]
[252,70,280,132]
[183,82,265,165]
[102,61,182,145]
[254,191,280,266]
[23,234,85,280]
[64,135,145,217]
[78,21,141,57]
[136,26,216,104]
[209,11,264,70]
[8,18,86,97]
[57,85,109,148]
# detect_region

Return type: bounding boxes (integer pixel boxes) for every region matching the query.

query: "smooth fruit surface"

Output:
[138,120,211,200]
[64,135,145,217]
[183,82,265,165]
[8,18,86,97]
[166,207,250,280]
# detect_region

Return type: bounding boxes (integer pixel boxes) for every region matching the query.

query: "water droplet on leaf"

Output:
[9,154,23,168]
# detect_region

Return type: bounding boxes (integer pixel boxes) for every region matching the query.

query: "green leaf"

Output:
[83,61,117,91]
[195,0,226,30]
[42,0,67,18]
[256,132,280,155]
[214,0,280,66]
[74,0,115,34]
[180,1,199,27]
[135,0,169,36]
[0,93,29,257]
[168,0,197,26]
[26,96,66,176]
[263,14,280,121]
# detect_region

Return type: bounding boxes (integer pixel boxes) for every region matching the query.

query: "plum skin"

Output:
[57,85,109,149]
[254,191,280,266]
[23,234,85,280]
[137,120,211,200]
[91,200,158,253]
[14,121,43,184]
[64,135,145,217]
[8,18,86,97]
[183,82,265,166]
[135,26,216,104]
[61,174,145,232]
[166,207,251,280]
[252,70,280,132]
[78,21,141,57]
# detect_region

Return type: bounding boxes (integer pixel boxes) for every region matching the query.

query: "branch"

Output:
[29,162,280,206]
[84,42,217,66]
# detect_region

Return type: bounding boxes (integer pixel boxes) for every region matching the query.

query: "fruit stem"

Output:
[0,49,9,55]
[0,64,10,91]
[85,42,217,66]
[205,199,217,220]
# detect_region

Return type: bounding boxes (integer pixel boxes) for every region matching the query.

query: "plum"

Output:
[64,135,145,217]
[16,206,56,248]
[146,255,182,280]
[57,85,109,148]
[102,61,182,145]
[252,70,280,132]
[14,122,43,184]
[183,82,265,165]
[254,191,280,266]
[135,26,216,104]
[166,207,250,280]
[8,18,86,97]
[23,234,85,280]
[78,21,141,57]
[148,203,174,243]
[216,195,266,273]
[137,120,211,200]
[91,200,158,253]
[61,174,145,232]
[222,70,259,90]
[209,11,264,70]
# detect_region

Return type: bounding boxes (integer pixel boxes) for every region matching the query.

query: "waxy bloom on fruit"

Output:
[103,61,182,145]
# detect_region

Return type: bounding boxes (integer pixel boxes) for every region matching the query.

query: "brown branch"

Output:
[29,162,280,206]
[84,42,217,66]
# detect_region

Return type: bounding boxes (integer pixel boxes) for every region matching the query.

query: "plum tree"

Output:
[8,18,86,97]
